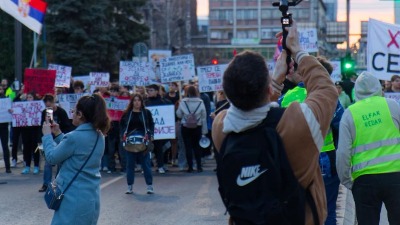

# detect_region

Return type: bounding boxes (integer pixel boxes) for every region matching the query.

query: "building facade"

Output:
[197,0,334,64]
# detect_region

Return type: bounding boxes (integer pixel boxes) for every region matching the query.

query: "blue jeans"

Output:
[323,173,340,225]
[126,151,152,186]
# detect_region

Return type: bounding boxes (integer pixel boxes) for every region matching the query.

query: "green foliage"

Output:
[45,0,149,76]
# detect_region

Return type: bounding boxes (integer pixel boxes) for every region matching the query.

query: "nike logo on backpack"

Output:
[236,165,268,186]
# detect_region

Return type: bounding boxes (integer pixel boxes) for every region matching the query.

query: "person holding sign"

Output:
[176,85,208,173]
[145,84,172,174]
[0,85,11,173]
[120,94,155,194]
[20,92,42,174]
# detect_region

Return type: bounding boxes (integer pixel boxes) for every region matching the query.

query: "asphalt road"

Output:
[0,159,227,225]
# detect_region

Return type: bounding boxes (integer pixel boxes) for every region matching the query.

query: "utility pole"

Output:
[166,0,171,49]
[185,0,191,50]
[14,20,22,82]
[346,0,350,51]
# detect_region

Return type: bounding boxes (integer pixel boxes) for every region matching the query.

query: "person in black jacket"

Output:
[0,85,11,173]
[144,84,172,174]
[38,94,73,192]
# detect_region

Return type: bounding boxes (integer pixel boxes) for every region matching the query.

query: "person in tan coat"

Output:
[212,21,338,225]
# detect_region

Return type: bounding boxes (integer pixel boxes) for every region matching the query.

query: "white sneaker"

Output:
[125,185,133,194]
[11,159,17,168]
[147,185,154,194]
[158,168,165,174]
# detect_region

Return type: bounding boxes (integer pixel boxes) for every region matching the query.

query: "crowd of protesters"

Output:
[0,77,221,194]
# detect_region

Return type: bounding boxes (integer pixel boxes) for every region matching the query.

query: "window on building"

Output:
[237,30,247,38]
[298,9,309,18]
[248,30,258,38]
[211,31,222,39]
[261,9,272,19]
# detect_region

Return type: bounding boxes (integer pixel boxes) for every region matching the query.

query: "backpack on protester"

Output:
[183,101,201,128]
[216,108,319,225]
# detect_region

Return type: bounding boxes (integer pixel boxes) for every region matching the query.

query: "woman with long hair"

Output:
[20,91,41,174]
[41,94,110,225]
[120,93,155,194]
[176,85,208,172]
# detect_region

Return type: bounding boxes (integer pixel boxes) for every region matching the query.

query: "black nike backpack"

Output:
[216,108,318,225]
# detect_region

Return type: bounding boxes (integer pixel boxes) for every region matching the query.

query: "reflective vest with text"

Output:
[348,96,400,180]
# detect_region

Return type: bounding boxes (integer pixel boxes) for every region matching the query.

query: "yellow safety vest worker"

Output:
[348,96,400,180]
[281,86,335,152]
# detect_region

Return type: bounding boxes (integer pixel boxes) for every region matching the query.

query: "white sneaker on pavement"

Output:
[158,168,165,174]
[125,185,133,194]
[11,159,17,168]
[147,185,154,194]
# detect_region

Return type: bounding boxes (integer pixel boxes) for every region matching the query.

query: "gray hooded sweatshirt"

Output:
[336,72,400,189]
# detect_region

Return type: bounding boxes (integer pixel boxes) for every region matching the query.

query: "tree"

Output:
[0,11,34,81]
[45,0,149,76]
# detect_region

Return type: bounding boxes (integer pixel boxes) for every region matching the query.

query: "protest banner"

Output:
[119,61,155,86]
[48,64,72,88]
[160,54,196,83]
[57,93,89,119]
[385,92,400,105]
[330,61,342,82]
[89,72,110,87]
[149,50,172,83]
[104,96,130,121]
[367,19,400,81]
[11,100,45,127]
[24,68,56,96]
[197,64,228,93]
[147,105,175,140]
[0,98,12,123]
[298,28,318,53]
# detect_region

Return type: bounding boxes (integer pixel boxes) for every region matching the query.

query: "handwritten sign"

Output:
[48,64,72,88]
[197,64,228,93]
[119,61,155,86]
[148,50,172,83]
[330,61,342,82]
[24,68,56,96]
[104,96,130,121]
[147,105,175,140]
[299,28,318,53]
[160,54,196,83]
[57,93,89,119]
[89,72,110,87]
[11,101,45,127]
[0,98,12,123]
[385,93,400,105]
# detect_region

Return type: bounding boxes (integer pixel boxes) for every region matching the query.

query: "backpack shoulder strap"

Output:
[193,101,202,114]
[184,101,191,113]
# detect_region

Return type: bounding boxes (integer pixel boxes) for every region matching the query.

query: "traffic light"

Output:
[341,54,356,76]
[211,58,219,65]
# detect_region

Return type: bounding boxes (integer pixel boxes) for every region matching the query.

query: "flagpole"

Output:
[29,32,40,68]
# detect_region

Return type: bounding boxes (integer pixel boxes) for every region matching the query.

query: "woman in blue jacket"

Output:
[42,94,110,225]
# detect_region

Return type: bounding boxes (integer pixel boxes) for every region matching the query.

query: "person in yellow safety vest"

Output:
[279,56,344,225]
[336,71,400,225]
[1,79,16,101]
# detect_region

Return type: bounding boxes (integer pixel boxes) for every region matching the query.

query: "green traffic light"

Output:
[345,63,353,69]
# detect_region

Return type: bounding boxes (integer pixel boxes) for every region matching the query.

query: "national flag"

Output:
[273,36,283,61]
[0,0,47,34]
